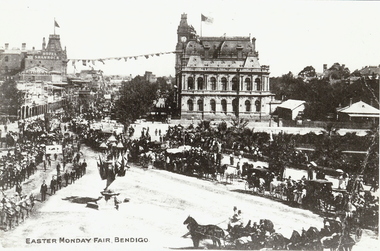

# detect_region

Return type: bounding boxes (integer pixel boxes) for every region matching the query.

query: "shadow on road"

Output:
[62,196,102,204]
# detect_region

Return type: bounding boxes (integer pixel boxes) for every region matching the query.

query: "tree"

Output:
[115,76,158,124]
[0,79,24,117]
[325,63,350,80]
[298,66,316,78]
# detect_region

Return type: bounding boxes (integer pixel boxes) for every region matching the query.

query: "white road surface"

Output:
[0,144,378,250]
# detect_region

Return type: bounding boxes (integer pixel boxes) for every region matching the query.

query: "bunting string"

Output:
[68,51,176,67]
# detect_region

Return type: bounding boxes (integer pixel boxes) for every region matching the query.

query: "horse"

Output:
[321,232,355,251]
[0,203,7,229]
[264,232,290,250]
[183,216,225,248]
[259,219,275,234]
[218,164,238,183]
[269,177,287,198]
[302,227,322,250]
[287,230,304,250]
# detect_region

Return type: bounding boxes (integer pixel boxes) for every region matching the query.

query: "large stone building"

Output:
[175,14,274,120]
[0,34,67,82]
[0,43,26,77]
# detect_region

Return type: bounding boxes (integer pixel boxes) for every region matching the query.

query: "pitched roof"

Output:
[338,101,380,117]
[278,99,306,110]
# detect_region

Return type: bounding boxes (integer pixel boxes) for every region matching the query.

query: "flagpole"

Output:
[200,20,202,37]
[54,18,56,35]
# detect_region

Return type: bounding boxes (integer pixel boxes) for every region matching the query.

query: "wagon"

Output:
[244,167,272,194]
[303,179,334,212]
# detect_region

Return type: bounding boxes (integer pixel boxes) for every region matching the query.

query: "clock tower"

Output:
[175,13,196,73]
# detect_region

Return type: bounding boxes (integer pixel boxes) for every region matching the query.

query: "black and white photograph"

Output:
[0,0,379,250]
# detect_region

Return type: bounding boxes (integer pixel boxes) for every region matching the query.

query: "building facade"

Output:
[0,43,26,77]
[1,34,67,82]
[175,14,274,120]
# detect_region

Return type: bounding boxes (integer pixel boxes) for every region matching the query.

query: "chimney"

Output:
[22,43,26,50]
[5,43,9,50]
[323,64,327,72]
[42,37,46,50]
[342,64,345,68]
[251,37,256,52]
[349,98,353,106]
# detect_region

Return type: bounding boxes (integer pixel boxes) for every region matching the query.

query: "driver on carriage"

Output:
[227,209,243,231]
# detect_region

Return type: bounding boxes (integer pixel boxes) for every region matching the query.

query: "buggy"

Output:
[303,179,334,212]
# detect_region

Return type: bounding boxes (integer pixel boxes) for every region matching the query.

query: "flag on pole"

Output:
[54,20,60,28]
[201,14,213,24]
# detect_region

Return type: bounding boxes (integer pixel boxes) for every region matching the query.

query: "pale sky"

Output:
[1,0,379,77]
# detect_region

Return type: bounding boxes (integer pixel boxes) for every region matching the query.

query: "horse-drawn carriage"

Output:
[243,166,273,194]
[303,179,334,211]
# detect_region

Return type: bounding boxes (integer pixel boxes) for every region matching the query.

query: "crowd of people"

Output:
[0,112,88,231]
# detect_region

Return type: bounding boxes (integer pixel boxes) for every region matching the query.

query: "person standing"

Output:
[40,180,48,201]
[307,164,313,180]
[229,154,234,165]
[50,177,56,195]
[56,162,61,176]
[15,182,22,196]
[83,159,87,174]
[64,170,69,186]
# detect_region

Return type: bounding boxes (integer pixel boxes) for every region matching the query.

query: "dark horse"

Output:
[183,216,225,248]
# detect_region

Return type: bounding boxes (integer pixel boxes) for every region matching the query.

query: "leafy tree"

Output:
[0,79,24,117]
[115,76,158,124]
[298,66,316,78]
[312,123,343,168]
[325,63,350,80]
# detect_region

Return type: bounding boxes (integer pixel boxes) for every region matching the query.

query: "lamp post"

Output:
[236,68,240,123]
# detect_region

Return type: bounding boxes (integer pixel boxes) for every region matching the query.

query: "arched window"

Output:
[245,78,252,91]
[255,99,261,112]
[210,99,216,113]
[221,77,227,91]
[245,100,251,112]
[187,99,194,111]
[197,99,203,111]
[232,77,238,91]
[210,77,216,90]
[255,78,261,91]
[232,98,239,116]
[221,99,227,114]
[197,77,204,90]
[188,77,194,90]
[5,56,9,62]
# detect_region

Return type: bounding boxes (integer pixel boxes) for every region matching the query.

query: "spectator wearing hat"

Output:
[40,180,48,201]
[50,177,56,195]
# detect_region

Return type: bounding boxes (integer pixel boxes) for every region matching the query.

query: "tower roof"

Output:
[45,34,63,52]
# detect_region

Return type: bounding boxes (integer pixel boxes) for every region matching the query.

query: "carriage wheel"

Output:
[355,227,363,242]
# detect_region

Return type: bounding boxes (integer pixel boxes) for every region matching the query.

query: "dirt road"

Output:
[0,145,378,250]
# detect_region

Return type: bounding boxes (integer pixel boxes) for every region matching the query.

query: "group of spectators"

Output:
[40,158,87,202]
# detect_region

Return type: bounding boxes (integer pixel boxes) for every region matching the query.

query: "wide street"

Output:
[0,143,378,250]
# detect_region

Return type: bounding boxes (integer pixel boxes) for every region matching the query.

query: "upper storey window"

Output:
[232,77,238,91]
[197,77,204,90]
[222,77,227,91]
[221,77,227,91]
[245,78,252,91]
[5,56,9,62]
[255,78,261,91]
[210,77,216,90]
[188,77,194,90]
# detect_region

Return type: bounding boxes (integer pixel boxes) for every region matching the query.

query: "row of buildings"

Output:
[1,14,378,125]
